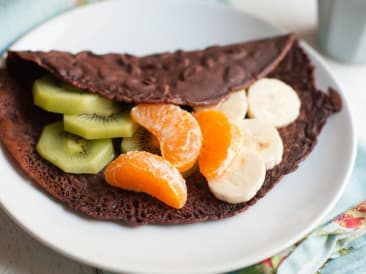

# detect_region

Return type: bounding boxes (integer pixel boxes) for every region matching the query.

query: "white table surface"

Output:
[1,1,365,273]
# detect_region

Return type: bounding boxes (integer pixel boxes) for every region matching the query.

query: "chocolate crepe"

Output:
[7,34,295,106]
[0,35,341,225]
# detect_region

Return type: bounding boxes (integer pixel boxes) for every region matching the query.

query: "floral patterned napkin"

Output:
[232,199,366,274]
[232,144,366,274]
[1,1,365,273]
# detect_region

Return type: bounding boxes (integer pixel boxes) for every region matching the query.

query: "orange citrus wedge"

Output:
[104,151,187,209]
[194,110,242,179]
[131,104,202,172]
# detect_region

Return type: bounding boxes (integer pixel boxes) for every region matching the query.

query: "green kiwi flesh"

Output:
[121,127,160,154]
[63,112,138,139]
[33,75,120,115]
[36,121,115,174]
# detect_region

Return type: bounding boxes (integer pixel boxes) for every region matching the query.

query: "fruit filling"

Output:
[104,151,187,209]
[36,122,114,174]
[194,110,242,179]
[131,104,202,172]
[33,74,300,208]
[121,127,160,154]
[247,78,301,127]
[63,112,138,139]
[33,75,120,115]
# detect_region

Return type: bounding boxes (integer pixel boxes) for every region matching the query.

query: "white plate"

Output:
[0,0,356,273]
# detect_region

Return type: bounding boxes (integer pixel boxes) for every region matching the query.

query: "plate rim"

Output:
[0,0,356,273]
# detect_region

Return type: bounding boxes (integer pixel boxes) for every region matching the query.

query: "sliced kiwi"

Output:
[64,111,138,139]
[121,127,160,154]
[33,75,120,115]
[36,121,115,174]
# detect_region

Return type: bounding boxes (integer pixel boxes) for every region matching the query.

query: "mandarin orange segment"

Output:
[104,151,187,209]
[131,104,202,172]
[194,110,242,179]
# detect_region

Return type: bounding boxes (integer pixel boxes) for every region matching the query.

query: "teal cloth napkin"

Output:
[0,0,73,55]
[1,1,365,273]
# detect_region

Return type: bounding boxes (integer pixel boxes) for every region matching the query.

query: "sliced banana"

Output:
[247,78,301,128]
[236,119,283,170]
[207,148,266,204]
[194,90,247,122]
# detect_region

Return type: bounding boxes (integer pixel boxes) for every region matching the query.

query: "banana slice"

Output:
[247,78,301,127]
[194,90,247,122]
[237,119,283,170]
[207,148,266,204]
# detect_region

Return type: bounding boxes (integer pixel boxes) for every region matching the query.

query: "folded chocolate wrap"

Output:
[0,34,341,225]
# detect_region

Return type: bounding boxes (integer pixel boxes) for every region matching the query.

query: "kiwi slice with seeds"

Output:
[36,121,115,174]
[64,111,138,140]
[33,75,120,115]
[121,127,160,154]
